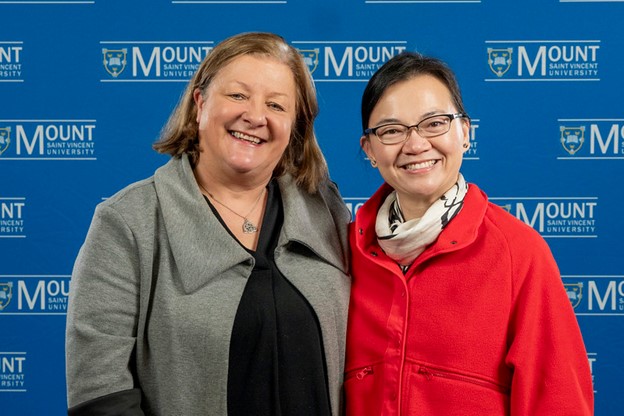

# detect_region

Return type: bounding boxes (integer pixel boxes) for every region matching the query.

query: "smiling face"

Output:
[362,74,470,217]
[193,54,297,185]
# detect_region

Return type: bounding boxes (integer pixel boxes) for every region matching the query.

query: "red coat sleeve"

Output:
[504,231,594,415]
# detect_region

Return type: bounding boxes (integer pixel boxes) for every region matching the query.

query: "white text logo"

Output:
[486,40,600,82]
[0,198,26,238]
[0,120,96,161]
[100,41,213,82]
[491,197,598,238]
[562,276,624,316]
[0,276,70,315]
[558,119,624,160]
[293,41,407,82]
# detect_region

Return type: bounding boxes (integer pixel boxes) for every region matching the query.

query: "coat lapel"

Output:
[278,174,349,274]
[154,155,349,293]
[154,155,252,294]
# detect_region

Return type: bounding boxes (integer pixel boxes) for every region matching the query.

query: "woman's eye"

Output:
[379,127,403,136]
[268,102,285,111]
[423,118,448,129]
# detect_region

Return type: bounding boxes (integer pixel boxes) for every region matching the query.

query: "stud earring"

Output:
[370,159,377,167]
[463,143,469,149]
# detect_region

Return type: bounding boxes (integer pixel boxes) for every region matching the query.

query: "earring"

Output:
[463,143,469,149]
[370,158,377,167]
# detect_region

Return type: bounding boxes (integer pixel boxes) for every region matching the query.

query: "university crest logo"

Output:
[298,49,319,74]
[564,282,583,309]
[0,127,10,155]
[0,282,13,310]
[487,48,513,77]
[102,48,127,77]
[560,125,585,155]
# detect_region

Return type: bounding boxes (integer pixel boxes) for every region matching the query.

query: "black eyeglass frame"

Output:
[363,112,469,144]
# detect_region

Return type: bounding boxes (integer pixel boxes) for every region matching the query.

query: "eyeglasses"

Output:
[364,113,469,145]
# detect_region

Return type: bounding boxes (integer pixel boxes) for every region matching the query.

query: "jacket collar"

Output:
[354,181,488,268]
[277,173,349,274]
[155,154,347,293]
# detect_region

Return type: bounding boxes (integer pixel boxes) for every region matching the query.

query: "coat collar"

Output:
[354,181,488,268]
[155,154,347,293]
[277,173,349,274]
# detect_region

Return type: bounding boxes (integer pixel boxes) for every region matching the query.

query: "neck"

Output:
[395,193,434,221]
[193,165,271,202]
[396,175,462,221]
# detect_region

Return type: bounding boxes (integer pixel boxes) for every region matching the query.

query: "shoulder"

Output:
[89,160,178,239]
[462,184,555,267]
[102,176,156,209]
[483,201,548,249]
[97,156,183,222]
[477,194,560,285]
[319,179,350,219]
[464,183,546,247]
[76,177,159,269]
[279,175,350,224]
[96,175,158,224]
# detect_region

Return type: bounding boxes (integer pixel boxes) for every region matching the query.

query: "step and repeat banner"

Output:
[1,0,622,414]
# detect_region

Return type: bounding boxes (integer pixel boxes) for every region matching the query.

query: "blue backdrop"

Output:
[1,0,622,414]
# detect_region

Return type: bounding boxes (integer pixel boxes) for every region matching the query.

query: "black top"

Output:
[222,180,331,416]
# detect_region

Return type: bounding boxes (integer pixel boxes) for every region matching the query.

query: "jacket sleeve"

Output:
[65,203,144,414]
[68,388,144,416]
[505,232,594,415]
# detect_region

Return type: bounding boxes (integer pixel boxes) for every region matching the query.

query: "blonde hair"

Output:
[153,32,327,193]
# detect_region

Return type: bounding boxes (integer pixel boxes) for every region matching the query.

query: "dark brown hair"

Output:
[361,51,468,132]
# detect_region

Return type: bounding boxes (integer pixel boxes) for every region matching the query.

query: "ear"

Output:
[193,88,204,124]
[360,135,373,159]
[461,119,471,153]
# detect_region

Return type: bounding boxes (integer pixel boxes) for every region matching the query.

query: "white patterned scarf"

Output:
[375,174,468,273]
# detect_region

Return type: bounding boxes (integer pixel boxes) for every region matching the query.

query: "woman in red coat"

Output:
[345,52,594,415]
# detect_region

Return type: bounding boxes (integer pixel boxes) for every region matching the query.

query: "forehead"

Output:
[382,75,451,102]
[211,55,294,87]
[371,75,454,118]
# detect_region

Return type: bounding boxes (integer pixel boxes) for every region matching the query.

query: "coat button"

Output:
[359,228,363,235]
[370,251,378,257]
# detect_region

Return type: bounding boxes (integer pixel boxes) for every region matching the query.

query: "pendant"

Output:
[242,218,258,234]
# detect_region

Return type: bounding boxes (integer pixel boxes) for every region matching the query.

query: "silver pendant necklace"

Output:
[198,182,265,234]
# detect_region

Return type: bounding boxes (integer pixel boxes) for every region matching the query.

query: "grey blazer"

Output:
[66,154,351,415]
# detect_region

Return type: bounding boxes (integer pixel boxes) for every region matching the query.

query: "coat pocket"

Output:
[417,365,510,395]
[344,364,381,416]
[404,362,510,416]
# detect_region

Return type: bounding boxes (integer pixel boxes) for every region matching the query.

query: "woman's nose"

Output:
[242,101,267,126]
[402,128,431,153]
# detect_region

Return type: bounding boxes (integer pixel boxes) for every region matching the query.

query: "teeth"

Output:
[404,160,436,170]
[231,131,261,144]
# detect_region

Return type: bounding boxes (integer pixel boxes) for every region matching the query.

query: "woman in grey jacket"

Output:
[65,32,351,416]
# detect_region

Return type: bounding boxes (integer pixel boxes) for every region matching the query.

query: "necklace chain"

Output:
[198,182,265,234]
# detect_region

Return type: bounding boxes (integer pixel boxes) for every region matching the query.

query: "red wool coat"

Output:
[345,183,593,416]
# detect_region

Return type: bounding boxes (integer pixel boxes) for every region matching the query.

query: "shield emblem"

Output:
[0,282,13,310]
[487,48,513,77]
[298,49,319,74]
[560,125,585,155]
[0,127,10,156]
[564,283,583,309]
[102,48,127,77]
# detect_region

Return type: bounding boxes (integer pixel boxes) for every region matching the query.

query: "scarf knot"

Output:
[375,174,468,272]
